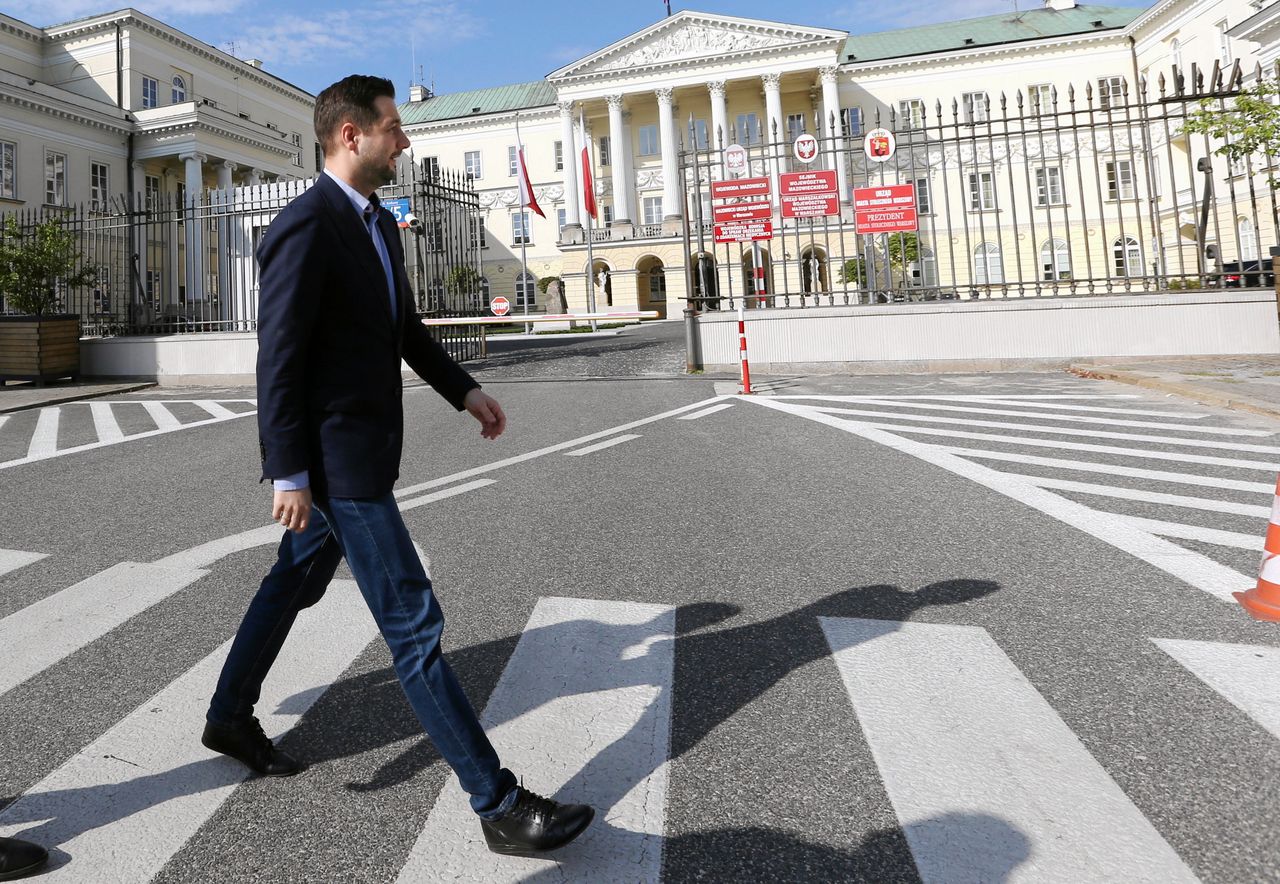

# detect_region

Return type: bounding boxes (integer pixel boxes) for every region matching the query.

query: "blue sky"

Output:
[19,0,1153,97]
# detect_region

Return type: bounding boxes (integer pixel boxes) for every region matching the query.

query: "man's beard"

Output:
[360,154,397,186]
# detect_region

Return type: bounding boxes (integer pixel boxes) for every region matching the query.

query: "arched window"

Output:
[1112,236,1142,277]
[172,75,187,103]
[1239,217,1259,261]
[515,271,537,309]
[973,243,1003,285]
[1170,38,1182,76]
[1040,238,1072,281]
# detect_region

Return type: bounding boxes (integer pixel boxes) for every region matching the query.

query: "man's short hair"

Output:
[314,75,396,154]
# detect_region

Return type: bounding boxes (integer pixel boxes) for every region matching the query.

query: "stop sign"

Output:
[490,296,511,317]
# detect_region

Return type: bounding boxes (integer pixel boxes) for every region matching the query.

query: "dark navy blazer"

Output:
[255,172,478,499]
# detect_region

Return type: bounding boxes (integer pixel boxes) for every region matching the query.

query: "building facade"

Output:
[401,0,1274,315]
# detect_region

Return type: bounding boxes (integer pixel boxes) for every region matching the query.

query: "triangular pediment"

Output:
[549,12,847,81]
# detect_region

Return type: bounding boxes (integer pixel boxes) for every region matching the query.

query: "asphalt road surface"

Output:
[1,322,1278,883]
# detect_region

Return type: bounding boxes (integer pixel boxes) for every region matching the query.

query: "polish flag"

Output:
[516,132,544,218]
[581,134,598,221]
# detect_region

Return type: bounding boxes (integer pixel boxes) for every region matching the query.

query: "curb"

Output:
[0,381,157,414]
[1068,366,1280,422]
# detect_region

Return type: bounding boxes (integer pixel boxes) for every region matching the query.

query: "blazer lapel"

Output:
[315,175,394,324]
[376,209,409,340]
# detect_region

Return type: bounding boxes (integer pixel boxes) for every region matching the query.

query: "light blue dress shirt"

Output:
[275,170,398,492]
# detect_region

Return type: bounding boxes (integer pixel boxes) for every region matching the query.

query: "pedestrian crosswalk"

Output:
[1,574,1276,880]
[0,399,257,470]
[4,389,1280,880]
[749,393,1277,604]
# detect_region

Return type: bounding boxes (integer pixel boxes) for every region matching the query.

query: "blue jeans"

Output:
[208,493,517,818]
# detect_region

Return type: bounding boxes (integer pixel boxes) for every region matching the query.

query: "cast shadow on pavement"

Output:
[300,578,998,801]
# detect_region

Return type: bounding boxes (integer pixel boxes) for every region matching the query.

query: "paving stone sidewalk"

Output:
[0,380,155,414]
[1072,355,1280,421]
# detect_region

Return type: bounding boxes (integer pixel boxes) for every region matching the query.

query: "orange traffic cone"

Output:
[1236,476,1280,621]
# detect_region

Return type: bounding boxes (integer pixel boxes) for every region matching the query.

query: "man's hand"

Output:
[273,486,312,533]
[464,388,506,440]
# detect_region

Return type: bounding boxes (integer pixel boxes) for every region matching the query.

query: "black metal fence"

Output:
[0,161,488,361]
[681,62,1277,309]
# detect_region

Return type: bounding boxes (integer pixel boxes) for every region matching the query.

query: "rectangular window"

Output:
[735,113,761,145]
[1097,76,1125,111]
[642,195,663,225]
[1035,166,1065,206]
[145,174,161,207]
[291,133,302,167]
[553,141,563,171]
[511,211,531,245]
[693,119,709,150]
[786,113,807,142]
[1028,84,1053,116]
[968,170,996,211]
[1218,20,1231,66]
[91,161,109,211]
[464,150,482,180]
[602,204,613,225]
[0,141,14,199]
[638,125,659,156]
[898,99,925,130]
[962,92,989,124]
[427,220,444,252]
[599,135,610,166]
[508,145,518,177]
[422,155,439,181]
[841,107,863,138]
[914,177,931,214]
[142,76,158,109]
[1106,160,1135,199]
[557,207,566,231]
[470,216,487,249]
[45,151,66,206]
[314,142,322,173]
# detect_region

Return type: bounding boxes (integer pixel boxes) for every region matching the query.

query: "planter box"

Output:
[0,314,81,386]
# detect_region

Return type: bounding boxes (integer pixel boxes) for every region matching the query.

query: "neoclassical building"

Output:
[402,0,1271,314]
[0,9,317,214]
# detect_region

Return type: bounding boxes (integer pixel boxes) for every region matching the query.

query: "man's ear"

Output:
[339,120,360,151]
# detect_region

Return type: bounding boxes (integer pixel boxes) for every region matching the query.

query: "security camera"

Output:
[404,213,424,234]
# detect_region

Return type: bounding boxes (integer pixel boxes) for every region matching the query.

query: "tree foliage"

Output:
[0,218,99,316]
[444,264,482,295]
[885,232,920,271]
[841,257,867,286]
[1182,79,1280,167]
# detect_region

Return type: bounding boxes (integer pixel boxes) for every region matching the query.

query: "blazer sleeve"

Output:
[256,204,326,480]
[401,298,480,411]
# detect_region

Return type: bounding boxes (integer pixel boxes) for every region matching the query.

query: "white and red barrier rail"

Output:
[420,311,659,327]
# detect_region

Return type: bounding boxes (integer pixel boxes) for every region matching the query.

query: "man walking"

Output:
[202,74,593,857]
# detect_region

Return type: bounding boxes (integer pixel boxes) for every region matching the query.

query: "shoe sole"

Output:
[0,856,49,881]
[485,808,596,858]
[200,737,305,778]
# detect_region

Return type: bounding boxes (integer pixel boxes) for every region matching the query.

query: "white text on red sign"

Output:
[710,177,771,200]
[712,202,773,223]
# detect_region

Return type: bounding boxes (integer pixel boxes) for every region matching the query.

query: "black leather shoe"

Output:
[0,836,48,881]
[201,716,304,777]
[480,786,594,857]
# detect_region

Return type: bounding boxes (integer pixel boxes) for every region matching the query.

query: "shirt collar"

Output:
[324,168,374,218]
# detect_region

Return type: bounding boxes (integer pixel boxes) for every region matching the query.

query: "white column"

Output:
[820,65,849,206]
[558,100,581,232]
[621,111,636,224]
[656,87,682,221]
[179,151,206,303]
[762,73,783,201]
[215,160,235,193]
[606,95,632,225]
[246,168,262,186]
[708,80,729,168]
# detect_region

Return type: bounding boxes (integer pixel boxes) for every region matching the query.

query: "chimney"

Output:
[244,58,264,69]
[1044,0,1077,9]
[409,84,432,102]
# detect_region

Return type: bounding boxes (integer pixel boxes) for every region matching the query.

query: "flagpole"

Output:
[580,110,599,332]
[516,113,532,334]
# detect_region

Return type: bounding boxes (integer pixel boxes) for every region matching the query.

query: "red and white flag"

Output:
[580,117,598,222]
[515,129,544,218]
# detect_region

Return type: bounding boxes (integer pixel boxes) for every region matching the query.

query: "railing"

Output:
[0,164,488,362]
[677,61,1278,310]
